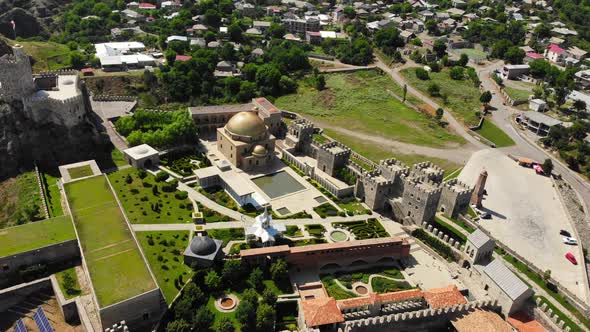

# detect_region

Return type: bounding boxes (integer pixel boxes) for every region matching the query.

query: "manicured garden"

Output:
[313,202,339,218]
[136,231,193,303]
[274,70,463,148]
[197,201,231,223]
[320,275,357,300]
[284,225,303,237]
[198,186,239,211]
[41,172,63,217]
[0,215,75,257]
[160,148,211,177]
[64,176,156,307]
[371,277,413,293]
[336,196,369,216]
[108,168,193,224]
[304,224,326,237]
[67,165,94,179]
[333,218,389,239]
[411,228,457,262]
[330,266,405,289]
[474,119,515,147]
[207,228,245,247]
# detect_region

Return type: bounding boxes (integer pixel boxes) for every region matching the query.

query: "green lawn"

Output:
[207,228,245,247]
[474,119,515,147]
[65,176,156,307]
[111,149,127,167]
[274,70,463,148]
[401,67,482,126]
[108,168,193,224]
[433,216,467,243]
[535,296,583,332]
[337,198,368,215]
[284,225,303,237]
[2,37,71,73]
[313,203,339,218]
[0,215,75,257]
[56,267,83,300]
[67,165,94,179]
[0,171,45,228]
[452,48,488,60]
[42,172,63,217]
[196,201,231,223]
[320,275,357,300]
[332,266,405,288]
[198,186,238,211]
[325,129,461,175]
[504,86,532,102]
[136,231,193,304]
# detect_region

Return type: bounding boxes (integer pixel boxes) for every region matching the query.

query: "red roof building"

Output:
[138,2,157,9]
[175,55,193,62]
[301,297,345,327]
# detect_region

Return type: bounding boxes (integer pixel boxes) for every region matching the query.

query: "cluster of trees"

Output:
[115,109,197,148]
[165,259,289,332]
[336,36,374,66]
[541,121,590,176]
[528,59,578,107]
[374,27,405,58]
[462,20,526,64]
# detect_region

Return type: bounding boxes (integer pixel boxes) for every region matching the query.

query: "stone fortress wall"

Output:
[0,44,35,101]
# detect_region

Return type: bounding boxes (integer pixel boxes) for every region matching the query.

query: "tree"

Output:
[270,259,288,284]
[248,267,264,291]
[402,84,407,102]
[62,270,76,294]
[256,303,276,331]
[542,159,554,176]
[193,307,214,332]
[449,66,464,80]
[173,296,195,321]
[262,288,277,305]
[166,319,190,332]
[435,108,444,121]
[343,6,356,19]
[268,23,286,39]
[228,22,243,42]
[415,68,429,80]
[204,9,221,27]
[236,300,256,330]
[222,259,243,284]
[458,53,469,67]
[574,100,587,112]
[427,83,440,96]
[218,316,235,332]
[204,270,221,290]
[504,46,525,64]
[433,39,447,58]
[69,51,86,69]
[543,269,552,283]
[256,64,282,96]
[425,19,438,34]
[480,91,492,106]
[314,74,326,90]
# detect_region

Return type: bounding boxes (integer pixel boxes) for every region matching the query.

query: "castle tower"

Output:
[316,141,351,176]
[471,169,488,208]
[0,44,35,102]
[401,176,443,224]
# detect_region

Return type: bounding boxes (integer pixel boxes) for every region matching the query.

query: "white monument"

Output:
[245,207,286,246]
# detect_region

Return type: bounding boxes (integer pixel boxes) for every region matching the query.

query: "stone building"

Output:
[123,144,160,169]
[253,97,283,137]
[316,142,351,176]
[183,236,223,267]
[464,229,494,265]
[355,159,409,211]
[401,176,443,224]
[471,169,488,208]
[217,111,276,171]
[439,179,472,219]
[0,44,34,101]
[284,118,314,154]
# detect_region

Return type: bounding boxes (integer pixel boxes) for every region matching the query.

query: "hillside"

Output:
[0,0,72,39]
[1,36,70,72]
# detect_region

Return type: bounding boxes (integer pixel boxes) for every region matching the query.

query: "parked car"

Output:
[565,252,578,265]
[480,212,492,219]
[563,237,578,245]
[560,230,571,237]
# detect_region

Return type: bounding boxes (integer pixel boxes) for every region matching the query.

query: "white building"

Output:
[245,208,286,245]
[95,42,156,71]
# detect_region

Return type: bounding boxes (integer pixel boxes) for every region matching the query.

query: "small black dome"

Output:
[190,236,217,256]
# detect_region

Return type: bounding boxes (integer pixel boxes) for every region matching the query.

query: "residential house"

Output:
[544,44,565,64]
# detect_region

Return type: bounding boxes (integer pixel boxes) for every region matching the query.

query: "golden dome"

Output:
[252,145,268,157]
[225,111,267,138]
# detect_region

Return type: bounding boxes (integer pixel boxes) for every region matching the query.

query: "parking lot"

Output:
[459,149,588,301]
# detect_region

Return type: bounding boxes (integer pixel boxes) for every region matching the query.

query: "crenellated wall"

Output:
[0,45,35,101]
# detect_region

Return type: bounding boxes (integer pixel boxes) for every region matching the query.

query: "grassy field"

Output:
[207,228,245,247]
[2,37,71,73]
[0,215,75,257]
[274,70,463,148]
[108,168,193,224]
[504,86,532,102]
[111,149,128,167]
[326,129,461,175]
[42,172,63,217]
[68,165,94,180]
[136,231,193,303]
[452,48,488,60]
[475,119,515,147]
[0,171,44,228]
[56,267,83,300]
[401,67,482,126]
[65,176,156,307]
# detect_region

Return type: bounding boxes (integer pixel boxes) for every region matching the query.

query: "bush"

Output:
[427,83,440,96]
[411,228,456,261]
[156,172,170,182]
[449,66,464,80]
[175,191,188,200]
[415,68,429,80]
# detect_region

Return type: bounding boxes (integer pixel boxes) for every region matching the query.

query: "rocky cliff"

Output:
[0,99,108,179]
[0,0,71,38]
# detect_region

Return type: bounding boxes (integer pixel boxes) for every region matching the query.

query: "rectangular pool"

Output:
[252,171,306,199]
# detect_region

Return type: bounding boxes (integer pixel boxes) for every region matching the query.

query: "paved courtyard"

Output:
[459,149,587,301]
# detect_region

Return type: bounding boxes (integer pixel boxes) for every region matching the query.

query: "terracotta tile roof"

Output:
[547,44,565,54]
[452,309,514,332]
[337,289,423,310]
[301,297,345,327]
[507,312,548,332]
[423,285,467,308]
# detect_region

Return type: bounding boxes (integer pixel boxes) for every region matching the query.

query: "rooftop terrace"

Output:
[64,175,156,307]
[0,215,76,258]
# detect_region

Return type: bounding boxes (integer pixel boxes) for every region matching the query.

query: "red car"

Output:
[566,252,578,265]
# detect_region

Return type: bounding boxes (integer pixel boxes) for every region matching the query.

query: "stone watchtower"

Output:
[439,179,473,219]
[354,158,409,211]
[0,44,35,102]
[471,169,488,208]
[316,141,351,176]
[285,118,314,154]
[401,176,443,224]
[411,162,444,183]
